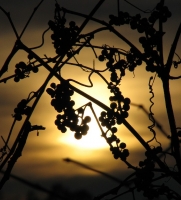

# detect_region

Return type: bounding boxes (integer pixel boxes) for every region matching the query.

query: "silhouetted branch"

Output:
[61,7,144,57]
[63,158,123,184]
[0,170,68,199]
[166,23,181,72]
[0,42,19,77]
[169,75,181,80]
[0,122,31,189]
[19,0,45,38]
[0,6,19,38]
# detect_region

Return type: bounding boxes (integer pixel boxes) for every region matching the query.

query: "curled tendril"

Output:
[173,52,181,68]
[147,76,161,146]
[30,27,50,50]
[67,71,94,87]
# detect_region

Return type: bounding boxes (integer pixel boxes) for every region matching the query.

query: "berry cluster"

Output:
[133,146,163,198]
[73,114,91,140]
[98,84,130,160]
[107,3,172,75]
[144,146,162,158]
[149,5,171,24]
[13,99,31,121]
[109,11,130,26]
[46,81,74,113]
[110,142,129,160]
[98,48,129,84]
[99,110,117,129]
[113,59,126,77]
[135,163,155,198]
[139,36,161,73]
[46,81,91,139]
[98,48,116,67]
[14,61,38,82]
[98,47,142,84]
[109,84,131,121]
[48,5,79,56]
[126,47,142,72]
[109,3,171,28]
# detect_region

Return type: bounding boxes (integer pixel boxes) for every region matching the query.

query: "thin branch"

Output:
[124,0,155,13]
[19,0,45,39]
[166,23,181,73]
[63,158,123,184]
[0,42,19,78]
[0,74,15,83]
[30,27,50,50]
[0,6,19,38]
[162,78,181,172]
[0,170,68,199]
[0,122,31,189]
[73,43,127,56]
[74,0,105,37]
[158,0,164,67]
[169,75,181,80]
[4,119,16,151]
[61,7,144,59]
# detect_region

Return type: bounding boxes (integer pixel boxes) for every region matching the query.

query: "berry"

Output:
[74,132,82,140]
[124,98,131,105]
[119,142,126,149]
[32,67,39,73]
[69,21,76,27]
[110,102,117,109]
[83,116,91,124]
[98,55,105,62]
[14,76,20,82]
[111,127,117,133]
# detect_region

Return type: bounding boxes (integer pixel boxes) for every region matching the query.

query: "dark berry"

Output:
[119,142,126,149]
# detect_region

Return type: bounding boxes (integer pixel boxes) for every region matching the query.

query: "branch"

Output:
[0,122,31,189]
[166,23,181,73]
[61,8,144,58]
[0,42,19,78]
[0,6,19,38]
[0,170,68,199]
[162,78,181,172]
[169,75,181,80]
[158,0,164,66]
[19,0,45,39]
[63,158,124,184]
[75,0,105,37]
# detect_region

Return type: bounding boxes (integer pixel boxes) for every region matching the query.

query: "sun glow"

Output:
[57,107,109,149]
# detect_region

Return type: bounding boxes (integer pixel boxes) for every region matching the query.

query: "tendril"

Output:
[147,76,161,146]
[30,27,50,50]
[67,71,94,87]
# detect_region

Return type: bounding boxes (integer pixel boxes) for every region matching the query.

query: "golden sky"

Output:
[0,0,181,199]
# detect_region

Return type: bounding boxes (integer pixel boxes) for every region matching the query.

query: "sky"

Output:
[0,0,181,199]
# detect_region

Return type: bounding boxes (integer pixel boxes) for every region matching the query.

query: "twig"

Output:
[0,170,68,199]
[63,158,122,184]
[0,6,19,38]
[166,23,181,73]
[19,0,45,39]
